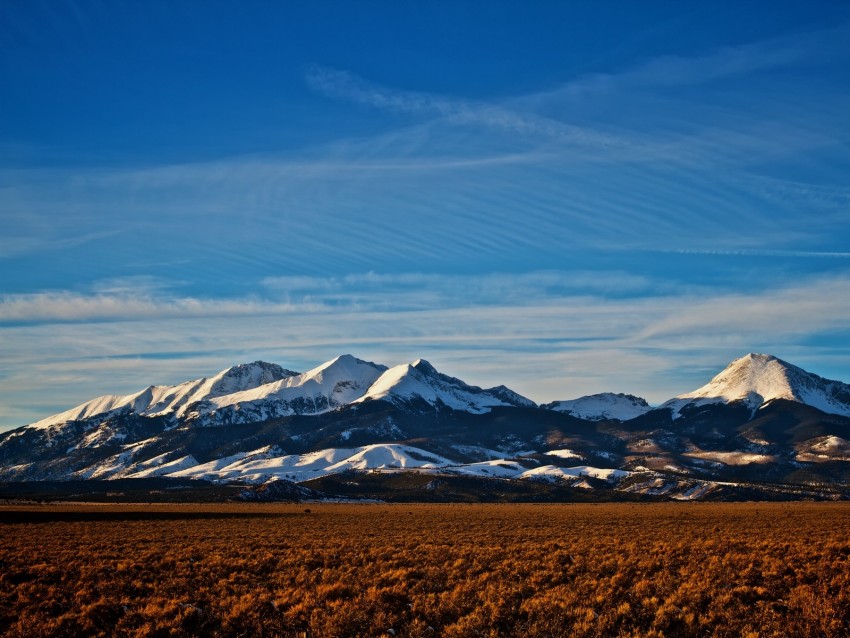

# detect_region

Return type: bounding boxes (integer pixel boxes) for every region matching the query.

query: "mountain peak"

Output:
[544,392,650,421]
[688,353,797,404]
[411,359,437,375]
[27,360,302,430]
[209,361,298,395]
[486,385,537,408]
[742,352,776,360]
[730,352,780,367]
[319,353,382,369]
[189,355,390,423]
[227,360,297,373]
[664,353,850,418]
[308,355,387,381]
[356,359,532,413]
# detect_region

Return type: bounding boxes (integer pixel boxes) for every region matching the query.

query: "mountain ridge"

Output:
[27,352,850,433]
[4,352,850,501]
[29,360,298,430]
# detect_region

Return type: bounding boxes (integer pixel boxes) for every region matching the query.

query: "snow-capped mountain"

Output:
[355,359,535,413]
[4,352,850,501]
[185,355,389,425]
[25,355,534,432]
[30,361,298,430]
[543,393,651,421]
[661,353,850,419]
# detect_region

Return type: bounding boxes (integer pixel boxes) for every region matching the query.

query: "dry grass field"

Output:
[2,502,849,637]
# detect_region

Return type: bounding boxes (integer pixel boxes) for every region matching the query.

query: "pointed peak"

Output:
[710,353,798,386]
[323,354,380,366]
[730,353,780,366]
[726,353,804,376]
[316,354,358,370]
[665,352,850,420]
[684,353,795,399]
[412,359,438,375]
[330,354,384,368]
[309,354,388,379]
[487,385,537,408]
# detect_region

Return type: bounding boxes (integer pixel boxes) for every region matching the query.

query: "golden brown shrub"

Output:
[1,502,849,637]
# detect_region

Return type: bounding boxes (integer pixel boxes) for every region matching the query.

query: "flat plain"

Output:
[1,502,849,637]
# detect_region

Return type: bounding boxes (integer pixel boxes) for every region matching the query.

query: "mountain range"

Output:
[3,353,850,501]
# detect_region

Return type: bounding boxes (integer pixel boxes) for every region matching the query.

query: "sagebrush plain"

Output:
[2,502,849,637]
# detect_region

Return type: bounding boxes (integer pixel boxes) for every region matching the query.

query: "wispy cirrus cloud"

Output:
[260,270,657,307]
[5,137,843,283]
[514,22,850,177]
[5,22,849,280]
[0,291,318,323]
[534,22,850,100]
[0,228,128,259]
[0,270,657,323]
[664,249,850,259]
[305,65,626,150]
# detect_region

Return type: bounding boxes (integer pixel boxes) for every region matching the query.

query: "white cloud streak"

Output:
[4,135,844,275]
[5,26,849,272]
[305,66,626,150]
[666,249,850,259]
[534,23,850,100]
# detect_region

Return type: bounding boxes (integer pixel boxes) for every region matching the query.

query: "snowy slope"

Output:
[662,353,850,418]
[73,442,627,486]
[186,355,388,424]
[161,444,455,483]
[29,361,297,430]
[544,393,650,421]
[356,359,535,413]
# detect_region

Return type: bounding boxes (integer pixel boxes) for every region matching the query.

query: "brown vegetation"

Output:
[1,502,849,637]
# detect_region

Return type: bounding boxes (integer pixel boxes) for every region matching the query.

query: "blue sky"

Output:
[2,1,850,430]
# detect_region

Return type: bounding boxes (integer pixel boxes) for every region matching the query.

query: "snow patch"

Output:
[545,449,584,460]
[127,455,199,478]
[521,465,630,482]
[166,444,455,483]
[683,450,776,466]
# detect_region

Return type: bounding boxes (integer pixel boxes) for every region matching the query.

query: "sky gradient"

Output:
[2,1,850,430]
